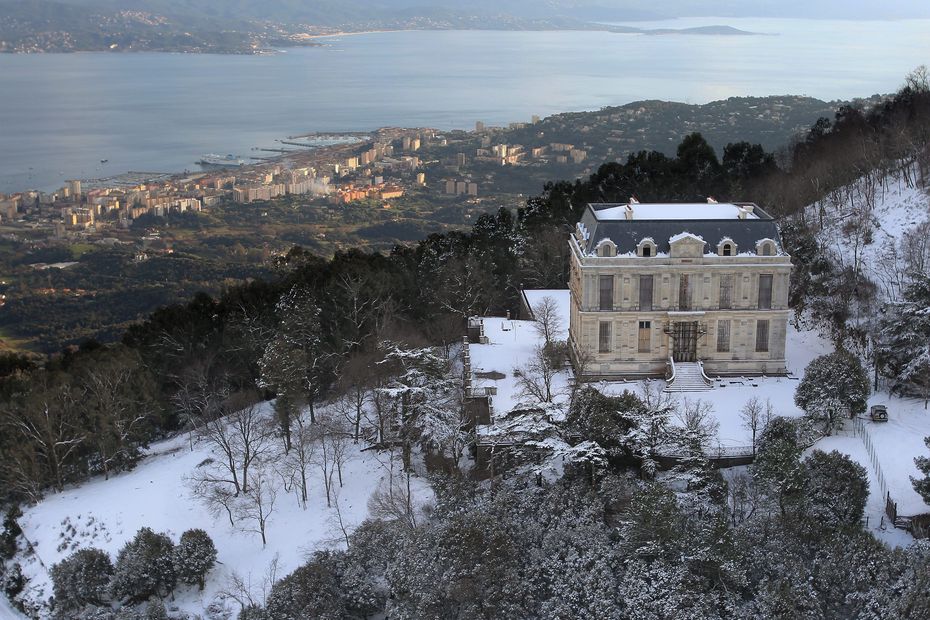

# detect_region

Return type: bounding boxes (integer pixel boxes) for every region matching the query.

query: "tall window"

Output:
[639,275,653,311]
[719,274,733,309]
[722,244,732,256]
[638,320,651,353]
[599,275,614,310]
[717,320,731,352]
[678,274,691,311]
[758,274,773,310]
[755,319,770,352]
[599,321,611,353]
[642,245,651,257]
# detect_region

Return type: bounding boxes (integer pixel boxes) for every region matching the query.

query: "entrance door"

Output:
[672,321,698,362]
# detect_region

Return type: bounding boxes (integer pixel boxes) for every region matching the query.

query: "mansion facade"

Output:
[568,201,793,379]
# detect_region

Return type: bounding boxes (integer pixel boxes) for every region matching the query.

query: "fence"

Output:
[851,417,889,501]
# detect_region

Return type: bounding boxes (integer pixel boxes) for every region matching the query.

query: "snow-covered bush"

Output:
[262,550,379,620]
[109,527,176,604]
[50,547,113,611]
[801,449,868,528]
[173,528,217,590]
[795,351,870,432]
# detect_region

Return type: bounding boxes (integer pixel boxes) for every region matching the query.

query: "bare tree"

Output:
[238,469,279,547]
[313,424,337,508]
[531,295,564,345]
[727,471,765,527]
[368,478,418,530]
[515,345,558,404]
[199,397,272,495]
[1,382,84,493]
[333,351,380,443]
[284,408,316,509]
[189,472,238,528]
[171,355,229,451]
[740,397,764,456]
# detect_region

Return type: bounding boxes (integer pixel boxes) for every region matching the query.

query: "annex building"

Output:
[568,200,792,381]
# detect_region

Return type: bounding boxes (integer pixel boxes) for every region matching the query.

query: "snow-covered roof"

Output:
[668,232,705,244]
[594,202,759,221]
[576,202,787,257]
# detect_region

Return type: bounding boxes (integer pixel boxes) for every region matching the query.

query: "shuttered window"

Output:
[599,322,611,353]
[639,275,653,311]
[638,321,651,353]
[758,274,773,310]
[678,274,691,311]
[755,319,770,352]
[717,320,731,352]
[599,275,614,310]
[719,274,733,309]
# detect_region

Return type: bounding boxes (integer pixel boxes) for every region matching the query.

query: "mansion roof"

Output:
[576,202,786,256]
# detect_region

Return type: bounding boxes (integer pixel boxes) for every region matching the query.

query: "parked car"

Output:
[869,405,889,422]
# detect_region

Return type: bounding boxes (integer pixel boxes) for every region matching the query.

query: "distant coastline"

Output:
[1,23,761,55]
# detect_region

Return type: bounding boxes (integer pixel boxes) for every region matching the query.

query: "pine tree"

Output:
[50,548,113,611]
[173,528,217,590]
[109,528,176,604]
[801,450,868,528]
[913,437,930,504]
[878,274,930,404]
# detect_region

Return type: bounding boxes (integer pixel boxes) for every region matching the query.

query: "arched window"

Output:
[717,238,737,256]
[597,240,616,257]
[637,238,657,257]
[756,239,776,257]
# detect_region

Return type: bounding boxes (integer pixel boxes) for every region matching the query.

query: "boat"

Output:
[100,159,108,163]
[196,153,248,168]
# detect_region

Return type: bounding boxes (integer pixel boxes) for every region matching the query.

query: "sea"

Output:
[0,17,928,193]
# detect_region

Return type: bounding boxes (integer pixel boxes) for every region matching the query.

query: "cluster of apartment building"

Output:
[442,179,478,197]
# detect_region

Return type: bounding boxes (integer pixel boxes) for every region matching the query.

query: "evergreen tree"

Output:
[801,450,868,528]
[753,417,805,516]
[109,528,176,604]
[795,351,870,433]
[878,274,930,403]
[50,548,113,611]
[173,528,217,590]
[913,436,930,504]
[565,387,643,460]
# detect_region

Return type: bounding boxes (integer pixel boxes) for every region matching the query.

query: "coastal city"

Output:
[0,118,597,254]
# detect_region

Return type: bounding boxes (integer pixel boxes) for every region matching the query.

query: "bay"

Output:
[0,17,928,193]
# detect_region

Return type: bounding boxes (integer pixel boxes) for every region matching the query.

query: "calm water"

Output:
[1,17,928,193]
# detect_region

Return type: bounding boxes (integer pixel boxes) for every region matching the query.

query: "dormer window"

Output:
[596,239,616,257]
[717,237,737,256]
[637,238,657,257]
[756,239,776,256]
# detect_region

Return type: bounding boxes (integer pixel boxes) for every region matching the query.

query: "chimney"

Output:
[706,196,718,204]
[624,204,634,220]
[737,206,749,219]
[629,196,640,204]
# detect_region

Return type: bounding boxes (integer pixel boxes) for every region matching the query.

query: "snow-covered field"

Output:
[13,403,431,618]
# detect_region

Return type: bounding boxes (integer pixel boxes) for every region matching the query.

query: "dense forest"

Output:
[1,70,930,618]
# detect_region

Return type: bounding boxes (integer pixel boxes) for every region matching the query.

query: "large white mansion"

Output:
[568,201,793,380]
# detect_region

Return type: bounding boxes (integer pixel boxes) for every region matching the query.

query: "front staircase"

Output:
[665,361,713,392]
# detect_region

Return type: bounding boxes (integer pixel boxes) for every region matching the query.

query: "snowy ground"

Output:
[13,403,431,618]
[813,169,930,302]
